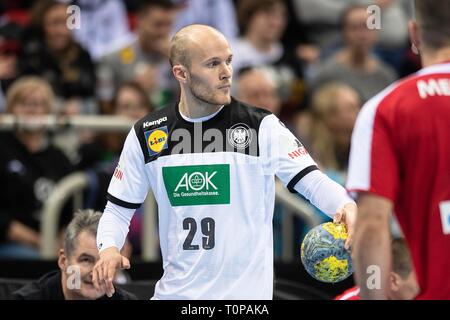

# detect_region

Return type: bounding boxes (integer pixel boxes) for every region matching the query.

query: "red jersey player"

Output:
[347,0,450,299]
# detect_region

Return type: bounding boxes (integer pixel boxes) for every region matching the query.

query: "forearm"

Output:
[7,220,40,247]
[97,201,134,252]
[353,196,392,299]
[294,170,355,218]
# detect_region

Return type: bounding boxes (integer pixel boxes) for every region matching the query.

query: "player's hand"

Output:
[92,247,131,297]
[333,202,357,251]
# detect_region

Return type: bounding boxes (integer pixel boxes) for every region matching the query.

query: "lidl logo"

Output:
[145,126,169,156]
[163,164,230,206]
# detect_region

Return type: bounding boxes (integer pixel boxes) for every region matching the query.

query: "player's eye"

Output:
[79,256,93,264]
[207,60,220,68]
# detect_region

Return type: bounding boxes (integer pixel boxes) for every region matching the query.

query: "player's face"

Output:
[389,270,420,300]
[60,231,105,300]
[185,37,233,106]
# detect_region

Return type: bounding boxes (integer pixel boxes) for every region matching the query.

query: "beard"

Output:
[189,73,231,106]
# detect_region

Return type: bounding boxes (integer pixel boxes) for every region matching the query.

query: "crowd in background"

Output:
[0,0,418,260]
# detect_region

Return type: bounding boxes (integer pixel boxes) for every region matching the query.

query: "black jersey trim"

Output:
[133,97,271,163]
[107,193,142,209]
[287,165,319,193]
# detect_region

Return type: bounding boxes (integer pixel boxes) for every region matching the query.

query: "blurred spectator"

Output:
[18,0,97,113]
[114,81,153,120]
[97,0,179,113]
[173,0,238,40]
[293,0,363,54]
[232,0,287,74]
[12,209,137,300]
[233,0,309,119]
[310,5,397,103]
[0,77,74,259]
[0,21,21,112]
[292,82,361,247]
[293,0,412,63]
[335,237,419,300]
[308,83,361,176]
[373,0,413,71]
[280,0,313,56]
[235,67,281,115]
[78,82,152,175]
[78,82,153,254]
[72,0,135,62]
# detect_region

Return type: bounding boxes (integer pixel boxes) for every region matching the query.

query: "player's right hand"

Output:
[92,247,131,297]
[333,202,357,251]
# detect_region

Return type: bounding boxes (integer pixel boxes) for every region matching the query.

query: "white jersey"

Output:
[103,98,351,299]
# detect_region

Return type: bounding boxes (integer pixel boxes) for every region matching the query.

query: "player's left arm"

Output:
[259,114,357,248]
[352,193,392,299]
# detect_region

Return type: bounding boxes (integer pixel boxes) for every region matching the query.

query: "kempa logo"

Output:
[163,164,230,206]
[143,117,168,129]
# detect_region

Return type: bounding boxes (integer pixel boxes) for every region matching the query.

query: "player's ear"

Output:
[389,272,400,292]
[408,21,420,54]
[58,249,67,271]
[173,65,188,83]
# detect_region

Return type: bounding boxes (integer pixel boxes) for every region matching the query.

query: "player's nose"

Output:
[220,63,232,80]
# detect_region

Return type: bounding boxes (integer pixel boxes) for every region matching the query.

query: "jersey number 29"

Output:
[183,217,215,250]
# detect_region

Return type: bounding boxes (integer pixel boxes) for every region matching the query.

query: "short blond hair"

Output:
[310,83,358,170]
[6,76,55,114]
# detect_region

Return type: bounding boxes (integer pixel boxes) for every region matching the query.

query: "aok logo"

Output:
[175,171,218,192]
[163,164,230,206]
[145,126,169,156]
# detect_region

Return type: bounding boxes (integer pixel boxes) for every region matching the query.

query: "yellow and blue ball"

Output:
[301,222,353,283]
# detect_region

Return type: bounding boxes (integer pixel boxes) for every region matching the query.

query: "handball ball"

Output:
[301,222,353,283]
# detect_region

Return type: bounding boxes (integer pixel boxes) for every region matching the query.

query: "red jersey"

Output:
[335,286,361,300]
[347,62,450,299]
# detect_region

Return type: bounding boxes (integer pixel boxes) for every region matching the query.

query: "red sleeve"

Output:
[347,85,400,202]
[368,104,399,202]
[334,286,361,300]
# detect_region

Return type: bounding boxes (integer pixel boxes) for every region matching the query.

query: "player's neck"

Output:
[421,47,450,67]
[179,90,223,120]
